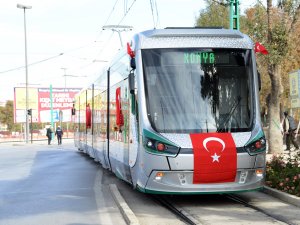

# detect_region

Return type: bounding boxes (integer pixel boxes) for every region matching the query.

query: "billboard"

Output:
[14,87,81,123]
[289,70,300,108]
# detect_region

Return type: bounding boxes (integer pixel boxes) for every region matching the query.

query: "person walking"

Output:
[283,111,299,151]
[55,126,63,145]
[46,126,53,145]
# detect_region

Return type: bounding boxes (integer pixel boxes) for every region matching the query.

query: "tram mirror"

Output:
[129,71,135,94]
[257,71,261,91]
[130,58,136,69]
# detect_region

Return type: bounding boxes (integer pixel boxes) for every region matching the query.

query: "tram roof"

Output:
[133,27,253,49]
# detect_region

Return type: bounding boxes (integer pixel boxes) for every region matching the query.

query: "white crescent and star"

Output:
[202,137,226,163]
[211,153,220,162]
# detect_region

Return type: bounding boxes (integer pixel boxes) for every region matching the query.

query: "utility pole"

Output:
[17,3,32,143]
[229,0,239,30]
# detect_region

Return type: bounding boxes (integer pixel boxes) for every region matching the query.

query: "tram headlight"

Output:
[147,140,154,148]
[144,137,179,155]
[255,169,264,177]
[155,172,164,180]
[156,143,166,151]
[245,137,266,155]
[143,129,180,156]
[146,140,166,151]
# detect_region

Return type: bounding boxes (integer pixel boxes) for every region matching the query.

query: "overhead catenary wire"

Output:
[0,1,138,77]
[117,0,138,25]
[94,0,120,41]
[90,0,138,65]
[154,0,160,28]
[0,40,98,75]
[0,1,122,76]
[0,53,64,74]
[149,0,160,28]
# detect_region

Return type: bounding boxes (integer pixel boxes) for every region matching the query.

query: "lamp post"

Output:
[17,3,32,144]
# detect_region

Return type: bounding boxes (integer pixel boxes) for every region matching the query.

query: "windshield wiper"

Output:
[217,96,241,132]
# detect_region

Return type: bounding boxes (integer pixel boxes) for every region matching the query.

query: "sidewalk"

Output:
[262,186,300,208]
[264,145,300,208]
[266,144,300,161]
[0,133,74,143]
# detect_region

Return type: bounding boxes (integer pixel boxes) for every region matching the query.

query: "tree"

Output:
[196,0,300,154]
[242,4,270,108]
[196,0,230,28]
[0,100,18,132]
[196,0,250,29]
[245,0,300,154]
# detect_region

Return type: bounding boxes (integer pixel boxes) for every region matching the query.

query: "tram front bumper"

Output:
[140,169,265,194]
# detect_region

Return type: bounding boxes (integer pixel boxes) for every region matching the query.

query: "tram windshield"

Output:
[142,48,254,133]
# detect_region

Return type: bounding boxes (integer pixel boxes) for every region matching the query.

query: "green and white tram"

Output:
[74,27,266,194]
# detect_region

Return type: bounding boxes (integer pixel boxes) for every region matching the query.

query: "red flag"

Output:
[190,133,237,184]
[254,42,268,55]
[116,87,124,127]
[127,42,135,58]
[86,103,91,129]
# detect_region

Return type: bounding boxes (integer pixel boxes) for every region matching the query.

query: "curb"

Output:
[109,184,140,225]
[262,186,300,208]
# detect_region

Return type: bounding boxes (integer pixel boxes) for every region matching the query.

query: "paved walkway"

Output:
[266,145,300,163]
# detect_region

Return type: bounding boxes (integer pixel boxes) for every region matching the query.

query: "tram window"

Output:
[142,48,254,133]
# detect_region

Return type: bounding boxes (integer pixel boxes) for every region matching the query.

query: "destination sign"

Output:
[184,52,215,64]
[184,52,230,65]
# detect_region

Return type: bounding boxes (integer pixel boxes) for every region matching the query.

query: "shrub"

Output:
[266,151,300,197]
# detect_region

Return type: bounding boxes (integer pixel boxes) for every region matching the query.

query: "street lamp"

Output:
[17,3,32,144]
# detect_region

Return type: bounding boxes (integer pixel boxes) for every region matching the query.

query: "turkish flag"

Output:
[190,133,237,184]
[86,103,91,129]
[127,42,135,58]
[254,42,268,55]
[116,87,124,127]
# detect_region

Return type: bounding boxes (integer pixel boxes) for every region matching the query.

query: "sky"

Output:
[0,0,258,102]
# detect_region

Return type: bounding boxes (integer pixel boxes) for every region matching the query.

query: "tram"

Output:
[74,27,266,194]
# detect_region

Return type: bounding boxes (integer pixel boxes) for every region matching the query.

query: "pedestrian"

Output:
[55,126,63,145]
[283,111,299,151]
[46,126,53,145]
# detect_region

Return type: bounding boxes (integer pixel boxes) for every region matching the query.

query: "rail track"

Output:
[112,175,300,225]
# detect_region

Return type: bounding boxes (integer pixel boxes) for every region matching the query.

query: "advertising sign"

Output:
[289,70,300,108]
[14,87,81,123]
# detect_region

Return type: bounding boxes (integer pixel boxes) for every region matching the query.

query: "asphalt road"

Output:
[0,140,126,225]
[1,139,300,225]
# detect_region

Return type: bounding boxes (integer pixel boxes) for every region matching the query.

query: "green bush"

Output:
[266,152,300,197]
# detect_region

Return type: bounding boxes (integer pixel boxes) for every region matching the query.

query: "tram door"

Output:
[108,83,132,183]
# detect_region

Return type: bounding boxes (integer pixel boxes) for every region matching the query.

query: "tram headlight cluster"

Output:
[245,137,266,155]
[143,129,180,155]
[144,137,180,155]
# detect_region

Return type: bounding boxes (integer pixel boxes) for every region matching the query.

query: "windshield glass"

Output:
[142,48,254,133]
